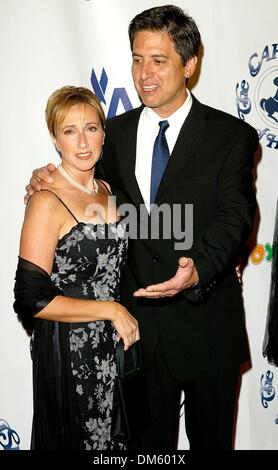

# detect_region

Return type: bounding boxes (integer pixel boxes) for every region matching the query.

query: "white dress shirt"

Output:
[135,90,193,212]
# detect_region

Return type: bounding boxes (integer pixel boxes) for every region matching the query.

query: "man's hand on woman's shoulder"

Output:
[24,163,56,204]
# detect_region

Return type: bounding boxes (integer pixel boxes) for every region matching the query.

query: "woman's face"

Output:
[53,103,104,172]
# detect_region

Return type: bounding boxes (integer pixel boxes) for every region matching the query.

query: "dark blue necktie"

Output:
[150,120,170,205]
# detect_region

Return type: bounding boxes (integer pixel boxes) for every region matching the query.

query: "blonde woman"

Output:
[14,86,139,450]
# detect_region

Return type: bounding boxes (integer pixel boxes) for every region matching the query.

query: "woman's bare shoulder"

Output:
[26,188,61,215]
[98,179,111,193]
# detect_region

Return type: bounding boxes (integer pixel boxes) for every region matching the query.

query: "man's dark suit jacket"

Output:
[100,95,259,381]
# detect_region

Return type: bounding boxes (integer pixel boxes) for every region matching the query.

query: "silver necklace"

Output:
[58,164,99,195]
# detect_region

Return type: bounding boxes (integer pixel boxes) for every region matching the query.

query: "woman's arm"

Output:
[18,192,139,348]
[20,190,61,273]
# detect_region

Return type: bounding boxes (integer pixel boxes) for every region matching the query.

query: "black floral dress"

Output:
[29,194,128,450]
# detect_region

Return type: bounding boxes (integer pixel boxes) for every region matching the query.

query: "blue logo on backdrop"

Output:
[236,44,278,149]
[0,419,20,450]
[260,370,275,408]
[91,68,133,118]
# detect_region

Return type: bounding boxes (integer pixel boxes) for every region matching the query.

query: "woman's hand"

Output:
[24,163,56,204]
[111,303,140,351]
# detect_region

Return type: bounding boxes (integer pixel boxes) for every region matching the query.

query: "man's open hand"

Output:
[133,257,199,298]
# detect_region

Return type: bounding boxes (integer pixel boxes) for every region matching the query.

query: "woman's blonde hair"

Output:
[45,86,105,136]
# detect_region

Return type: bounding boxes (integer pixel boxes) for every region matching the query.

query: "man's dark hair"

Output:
[128,4,201,65]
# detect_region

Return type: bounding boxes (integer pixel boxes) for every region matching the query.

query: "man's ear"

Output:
[184,56,198,79]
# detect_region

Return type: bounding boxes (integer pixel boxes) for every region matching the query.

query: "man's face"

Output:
[131,30,197,118]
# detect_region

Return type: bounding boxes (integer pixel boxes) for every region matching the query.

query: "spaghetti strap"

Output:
[98,179,113,196]
[40,189,79,223]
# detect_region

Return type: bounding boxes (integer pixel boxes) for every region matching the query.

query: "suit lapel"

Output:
[116,106,145,208]
[156,96,207,203]
[114,97,207,207]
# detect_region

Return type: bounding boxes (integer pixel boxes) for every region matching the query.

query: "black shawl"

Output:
[13,257,82,449]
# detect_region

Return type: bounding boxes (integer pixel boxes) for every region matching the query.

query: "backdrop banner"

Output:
[1,0,277,450]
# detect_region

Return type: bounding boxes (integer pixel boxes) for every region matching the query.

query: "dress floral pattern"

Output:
[51,221,128,450]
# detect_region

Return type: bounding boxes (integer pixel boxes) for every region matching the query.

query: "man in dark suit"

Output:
[26,5,258,450]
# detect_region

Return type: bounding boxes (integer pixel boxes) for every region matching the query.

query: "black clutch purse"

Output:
[111,340,151,443]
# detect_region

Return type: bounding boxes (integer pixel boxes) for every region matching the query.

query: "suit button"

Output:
[153,255,160,262]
